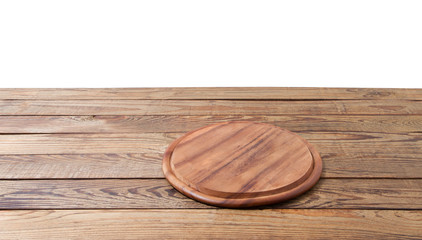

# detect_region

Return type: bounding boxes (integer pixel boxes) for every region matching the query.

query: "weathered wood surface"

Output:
[0,88,421,239]
[162,121,323,208]
[1,115,422,134]
[0,131,420,178]
[1,131,420,155]
[1,209,421,239]
[1,99,422,115]
[0,87,421,99]
[1,151,420,179]
[0,179,420,209]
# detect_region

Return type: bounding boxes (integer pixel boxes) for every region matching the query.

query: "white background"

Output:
[0,0,421,88]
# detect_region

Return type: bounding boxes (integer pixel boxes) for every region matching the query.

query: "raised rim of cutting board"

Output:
[162,121,323,208]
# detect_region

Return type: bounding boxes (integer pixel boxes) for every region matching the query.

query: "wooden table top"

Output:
[0,87,421,239]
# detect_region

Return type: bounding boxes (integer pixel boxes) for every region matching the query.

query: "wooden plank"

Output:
[0,151,420,179]
[1,131,419,154]
[0,179,420,209]
[1,210,421,240]
[0,154,160,179]
[0,87,421,100]
[1,132,420,154]
[1,99,422,115]
[0,133,172,155]
[0,132,421,178]
[1,115,422,134]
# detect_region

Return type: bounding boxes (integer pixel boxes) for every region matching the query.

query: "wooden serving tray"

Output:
[163,121,322,207]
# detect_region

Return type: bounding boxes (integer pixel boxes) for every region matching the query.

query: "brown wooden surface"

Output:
[1,99,422,115]
[0,88,421,239]
[0,179,421,209]
[0,87,421,99]
[1,210,421,240]
[163,121,322,207]
[2,115,422,134]
[1,131,420,178]
[2,209,421,240]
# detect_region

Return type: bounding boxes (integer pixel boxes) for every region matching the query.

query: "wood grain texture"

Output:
[1,115,422,134]
[163,121,322,207]
[1,131,421,155]
[0,154,160,179]
[0,179,420,209]
[0,87,421,100]
[0,131,421,178]
[1,99,422,115]
[1,209,421,239]
[0,87,421,239]
[1,151,421,179]
[0,133,172,154]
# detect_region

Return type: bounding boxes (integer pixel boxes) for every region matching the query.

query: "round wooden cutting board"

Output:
[162,121,322,208]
